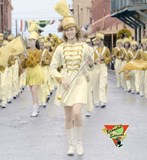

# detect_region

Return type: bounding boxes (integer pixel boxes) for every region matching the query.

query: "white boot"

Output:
[85,111,91,117]
[75,127,84,156]
[66,128,75,156]
[31,104,39,117]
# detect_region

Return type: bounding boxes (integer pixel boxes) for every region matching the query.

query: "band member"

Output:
[12,54,19,99]
[44,41,55,99]
[0,66,8,108]
[112,39,123,88]
[24,32,44,117]
[18,53,26,94]
[7,34,15,42]
[7,34,19,99]
[120,38,131,92]
[7,55,15,104]
[85,38,94,117]
[127,40,141,94]
[38,41,52,107]
[140,38,147,97]
[93,32,111,108]
[50,0,93,156]
[0,40,9,108]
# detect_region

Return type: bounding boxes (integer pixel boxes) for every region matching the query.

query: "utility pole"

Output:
[78,4,80,26]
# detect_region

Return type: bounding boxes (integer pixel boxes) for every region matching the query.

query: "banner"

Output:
[24,21,28,32]
[18,19,57,32]
[20,20,23,32]
[37,20,55,28]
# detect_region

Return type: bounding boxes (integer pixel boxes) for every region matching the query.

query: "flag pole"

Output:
[15,19,18,36]
[22,20,24,38]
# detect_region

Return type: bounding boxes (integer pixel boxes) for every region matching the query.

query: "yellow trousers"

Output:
[19,71,26,90]
[12,61,19,97]
[135,70,140,93]
[93,64,108,105]
[139,70,144,96]
[144,70,147,98]
[120,60,131,91]
[129,70,140,93]
[7,67,13,101]
[0,68,8,105]
[86,70,94,112]
[38,66,50,104]
[114,59,122,87]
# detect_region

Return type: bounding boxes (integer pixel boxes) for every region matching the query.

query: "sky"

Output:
[12,0,72,38]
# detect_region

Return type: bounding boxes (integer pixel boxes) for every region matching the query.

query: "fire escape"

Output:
[111,0,147,41]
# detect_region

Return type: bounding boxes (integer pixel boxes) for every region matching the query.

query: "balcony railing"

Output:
[111,0,147,14]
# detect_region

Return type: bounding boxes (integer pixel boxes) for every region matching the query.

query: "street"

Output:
[0,71,147,160]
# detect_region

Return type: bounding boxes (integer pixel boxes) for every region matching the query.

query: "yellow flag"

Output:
[0,36,26,67]
[5,36,26,56]
[120,60,147,73]
[0,47,9,67]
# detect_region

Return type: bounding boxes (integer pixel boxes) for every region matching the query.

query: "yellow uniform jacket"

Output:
[50,42,93,106]
[94,46,111,65]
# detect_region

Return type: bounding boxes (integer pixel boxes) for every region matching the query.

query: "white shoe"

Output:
[66,128,75,156]
[94,103,100,107]
[31,104,39,117]
[100,102,106,108]
[74,127,84,156]
[75,141,84,156]
[131,91,135,94]
[85,112,91,117]
[42,103,47,108]
[39,103,42,107]
[1,105,6,109]
[31,111,38,117]
[8,100,12,104]
[127,89,131,93]
[123,89,127,92]
[67,144,75,156]
[140,94,144,97]
[117,84,121,88]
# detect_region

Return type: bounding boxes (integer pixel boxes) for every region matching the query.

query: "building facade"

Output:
[91,0,134,50]
[72,0,92,32]
[72,0,134,50]
[111,0,147,41]
[0,0,13,33]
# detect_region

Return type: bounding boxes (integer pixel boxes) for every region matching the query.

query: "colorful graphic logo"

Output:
[102,124,129,147]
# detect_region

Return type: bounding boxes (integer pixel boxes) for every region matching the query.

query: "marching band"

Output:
[1,0,147,157]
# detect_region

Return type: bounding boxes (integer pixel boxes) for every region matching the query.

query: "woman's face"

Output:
[124,42,130,48]
[96,39,101,45]
[39,42,44,49]
[27,39,36,48]
[117,43,122,48]
[64,26,77,40]
[131,45,137,51]
[142,43,147,50]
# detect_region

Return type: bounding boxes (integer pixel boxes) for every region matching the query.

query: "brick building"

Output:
[0,0,13,33]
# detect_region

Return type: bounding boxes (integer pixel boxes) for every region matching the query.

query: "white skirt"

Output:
[55,73,88,107]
